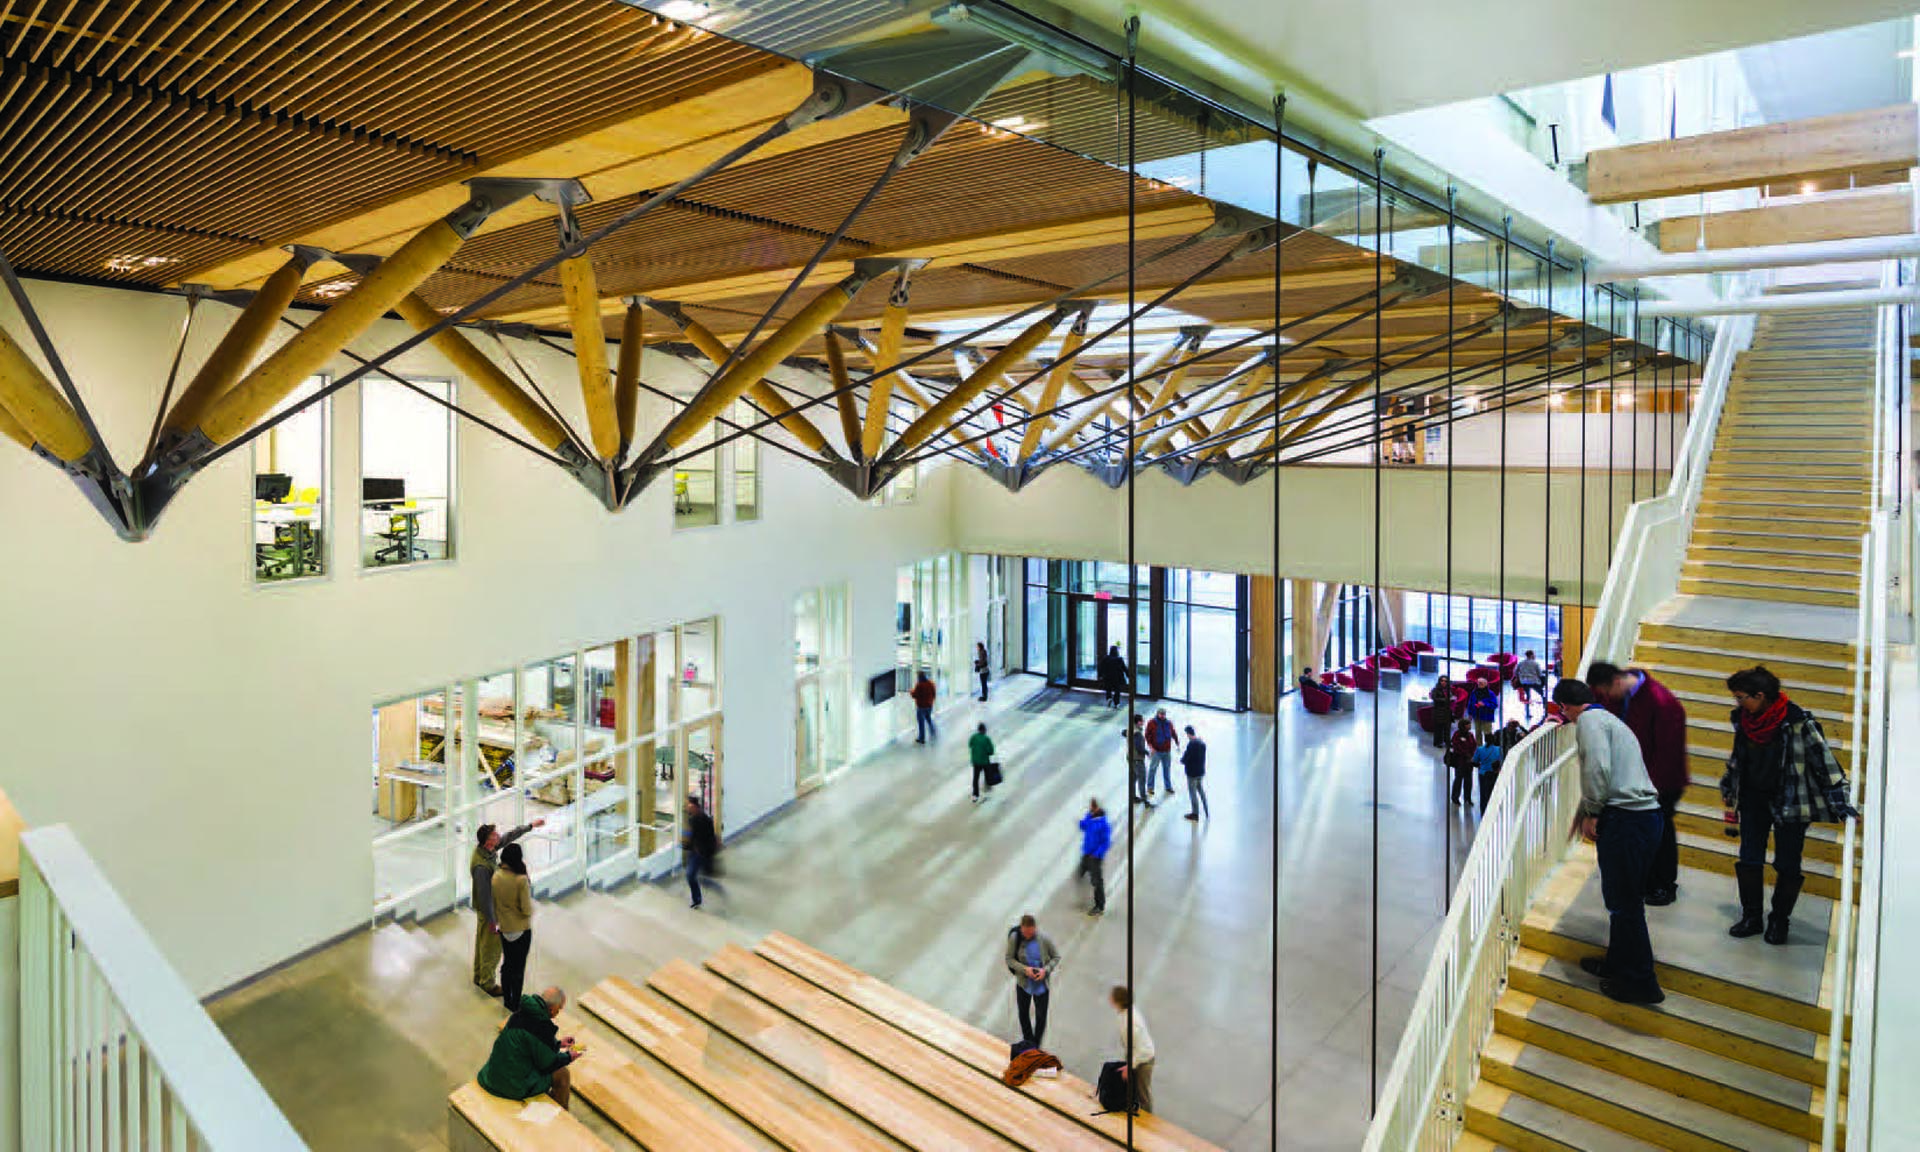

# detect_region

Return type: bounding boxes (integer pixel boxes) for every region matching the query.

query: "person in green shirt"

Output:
[969,722,998,804]
[477,988,580,1108]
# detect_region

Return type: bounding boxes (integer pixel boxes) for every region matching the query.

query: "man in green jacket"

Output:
[478,988,579,1108]
[969,722,998,804]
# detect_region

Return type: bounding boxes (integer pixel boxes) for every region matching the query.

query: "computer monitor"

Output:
[254,473,292,502]
[362,477,406,505]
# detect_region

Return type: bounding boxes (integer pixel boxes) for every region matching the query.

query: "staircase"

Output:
[1461,304,1874,1150]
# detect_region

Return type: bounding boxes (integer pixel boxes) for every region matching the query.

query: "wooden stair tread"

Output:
[448,1081,614,1152]
[701,945,1114,1152]
[561,1031,769,1152]
[1466,1080,1658,1152]
[645,960,1025,1152]
[579,981,903,1152]
[751,932,1215,1152]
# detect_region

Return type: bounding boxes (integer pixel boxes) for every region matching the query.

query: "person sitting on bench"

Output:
[478,986,581,1110]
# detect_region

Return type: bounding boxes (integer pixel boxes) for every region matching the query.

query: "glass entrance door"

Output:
[1072,597,1101,684]
[1069,594,1139,691]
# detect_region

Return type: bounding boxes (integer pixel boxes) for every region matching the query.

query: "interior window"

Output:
[360,377,454,568]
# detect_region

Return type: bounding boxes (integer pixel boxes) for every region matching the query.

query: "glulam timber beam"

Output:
[1016,312,1092,462]
[0,322,91,463]
[1586,103,1920,204]
[156,251,313,446]
[642,299,835,457]
[391,294,581,459]
[882,306,1066,462]
[823,332,863,460]
[190,64,906,291]
[1653,188,1914,252]
[560,251,620,460]
[615,299,644,454]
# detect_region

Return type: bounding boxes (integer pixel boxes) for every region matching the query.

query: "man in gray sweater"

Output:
[1552,678,1664,1005]
[471,819,542,996]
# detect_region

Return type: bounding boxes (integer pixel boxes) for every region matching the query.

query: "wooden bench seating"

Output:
[579,980,900,1152]
[648,959,1023,1152]
[754,931,1225,1152]
[447,1081,609,1152]
[704,943,1112,1152]
[557,1016,764,1152]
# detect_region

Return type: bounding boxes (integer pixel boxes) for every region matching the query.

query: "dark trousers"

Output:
[1595,806,1662,990]
[1449,763,1473,805]
[1016,987,1050,1047]
[686,851,708,907]
[1477,770,1498,809]
[1648,788,1685,894]
[1738,804,1807,912]
[1104,685,1123,707]
[1079,853,1105,911]
[972,762,993,799]
[1186,777,1209,818]
[1431,715,1450,748]
[500,931,532,1008]
[978,671,989,700]
[915,707,935,742]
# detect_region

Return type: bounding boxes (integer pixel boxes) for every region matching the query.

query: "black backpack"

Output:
[1095,1060,1137,1114]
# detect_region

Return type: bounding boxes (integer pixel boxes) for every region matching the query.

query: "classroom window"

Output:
[872,461,918,505]
[672,421,719,529]
[251,376,328,583]
[673,404,761,530]
[732,401,760,523]
[360,377,454,568]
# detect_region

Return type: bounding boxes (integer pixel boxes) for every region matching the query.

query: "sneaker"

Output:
[1184,813,1199,821]
[689,901,702,910]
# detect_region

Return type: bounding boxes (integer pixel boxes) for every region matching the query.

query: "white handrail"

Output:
[1365,294,1750,1152]
[18,825,306,1150]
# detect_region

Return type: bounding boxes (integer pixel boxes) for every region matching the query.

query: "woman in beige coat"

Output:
[492,842,536,1009]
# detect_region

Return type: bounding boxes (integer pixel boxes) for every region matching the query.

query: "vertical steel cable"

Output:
[1442,188,1456,911]
[1498,220,1511,658]
[1269,95,1285,1152]
[1631,291,1642,505]
[1608,288,1618,543]
[1368,146,1385,1110]
[1579,263,1589,666]
[1121,20,1138,1148]
[1544,244,1554,644]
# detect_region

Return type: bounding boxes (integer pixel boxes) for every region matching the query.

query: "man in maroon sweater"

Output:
[1588,662,1691,906]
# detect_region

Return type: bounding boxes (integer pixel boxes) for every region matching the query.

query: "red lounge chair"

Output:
[1335,670,1356,689]
[1352,665,1378,692]
[1490,653,1517,681]
[1416,704,1436,732]
[1302,681,1334,714]
[1407,640,1433,654]
[1320,672,1337,686]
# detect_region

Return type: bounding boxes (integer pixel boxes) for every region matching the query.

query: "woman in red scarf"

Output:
[1722,666,1855,944]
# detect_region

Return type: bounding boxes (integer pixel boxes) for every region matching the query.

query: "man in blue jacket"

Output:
[1077,798,1111,916]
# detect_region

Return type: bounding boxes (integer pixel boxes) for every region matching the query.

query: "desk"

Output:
[380,762,447,824]
[367,505,426,565]
[1418,652,1441,674]
[257,505,321,578]
[1378,667,1403,692]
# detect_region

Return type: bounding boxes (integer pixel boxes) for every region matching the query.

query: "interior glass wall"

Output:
[368,616,722,917]
[359,376,453,568]
[251,375,328,583]
[1406,591,1565,670]
[795,583,851,794]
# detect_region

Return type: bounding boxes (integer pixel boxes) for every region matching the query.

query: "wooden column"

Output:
[1291,579,1321,680]
[375,701,419,822]
[635,635,658,856]
[1250,574,1276,713]
[1560,605,1598,675]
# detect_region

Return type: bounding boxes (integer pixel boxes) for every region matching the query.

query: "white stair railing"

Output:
[17,825,305,1151]
[1364,303,1750,1151]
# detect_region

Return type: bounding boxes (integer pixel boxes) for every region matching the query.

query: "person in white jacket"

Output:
[1110,985,1156,1112]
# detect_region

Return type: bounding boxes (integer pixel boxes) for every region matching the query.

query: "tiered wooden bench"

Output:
[459,931,1225,1151]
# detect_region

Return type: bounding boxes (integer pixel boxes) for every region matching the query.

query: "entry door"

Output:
[796,677,824,795]
[1072,598,1101,685]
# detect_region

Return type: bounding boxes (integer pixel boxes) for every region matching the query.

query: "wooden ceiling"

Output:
[0,0,1690,498]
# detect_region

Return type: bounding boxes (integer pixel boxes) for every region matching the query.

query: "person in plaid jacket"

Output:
[1721,666,1856,945]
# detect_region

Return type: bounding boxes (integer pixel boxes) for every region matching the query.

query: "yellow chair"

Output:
[295,485,320,506]
[374,499,426,564]
[673,471,692,513]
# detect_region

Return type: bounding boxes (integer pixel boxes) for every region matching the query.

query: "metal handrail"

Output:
[1364,287,1753,1151]
[18,825,305,1150]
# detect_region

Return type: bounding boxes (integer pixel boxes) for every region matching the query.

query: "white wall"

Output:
[0,279,954,996]
[951,460,1646,603]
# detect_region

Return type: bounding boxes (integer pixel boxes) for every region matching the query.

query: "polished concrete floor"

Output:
[212,673,1487,1150]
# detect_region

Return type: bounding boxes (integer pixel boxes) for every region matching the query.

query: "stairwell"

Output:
[1462,303,1873,1151]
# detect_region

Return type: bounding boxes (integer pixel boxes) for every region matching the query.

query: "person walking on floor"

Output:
[1077,799,1111,915]
[1587,661,1690,907]
[491,842,536,1010]
[969,722,998,803]
[1428,676,1455,749]
[1467,679,1500,739]
[1111,986,1156,1113]
[1098,645,1129,708]
[1145,708,1179,798]
[1553,678,1664,1005]
[1512,649,1547,721]
[1721,666,1855,945]
[1127,714,1153,808]
[911,672,937,744]
[1005,915,1060,1049]
[975,642,991,702]
[1448,719,1478,808]
[470,818,544,997]
[1180,725,1208,821]
[1473,731,1504,809]
[683,796,720,909]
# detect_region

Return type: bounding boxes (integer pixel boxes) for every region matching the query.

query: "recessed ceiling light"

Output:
[310,280,354,299]
[1799,181,1817,195]
[656,0,717,24]
[103,253,177,272]
[990,115,1045,133]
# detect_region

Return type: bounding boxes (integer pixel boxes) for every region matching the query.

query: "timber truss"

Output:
[0,14,1694,541]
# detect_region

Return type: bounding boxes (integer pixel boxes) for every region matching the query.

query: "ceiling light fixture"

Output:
[310,280,354,300]
[103,253,177,272]
[655,0,718,23]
